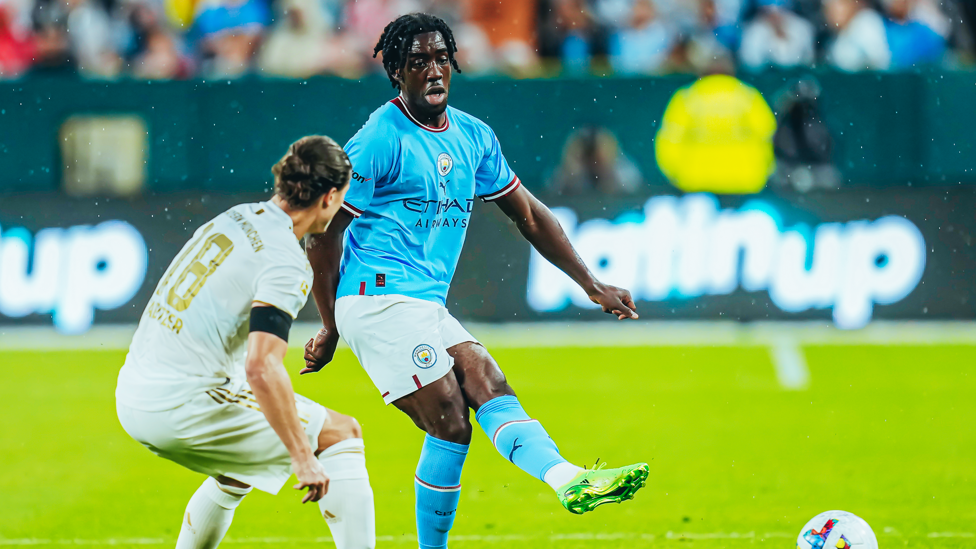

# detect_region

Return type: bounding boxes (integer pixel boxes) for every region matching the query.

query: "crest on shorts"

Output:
[412,344,437,369]
[437,153,453,177]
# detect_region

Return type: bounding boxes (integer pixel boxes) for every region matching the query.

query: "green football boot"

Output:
[557,461,650,515]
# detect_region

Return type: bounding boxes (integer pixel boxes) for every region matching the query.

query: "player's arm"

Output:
[494,186,638,320]
[301,211,355,374]
[245,304,329,502]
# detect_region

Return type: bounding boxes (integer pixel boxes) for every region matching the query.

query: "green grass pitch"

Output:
[2,344,975,548]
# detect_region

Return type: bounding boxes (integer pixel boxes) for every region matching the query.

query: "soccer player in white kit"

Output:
[115,136,375,549]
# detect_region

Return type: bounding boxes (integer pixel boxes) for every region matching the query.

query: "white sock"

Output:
[543,462,584,491]
[316,438,376,549]
[175,477,251,549]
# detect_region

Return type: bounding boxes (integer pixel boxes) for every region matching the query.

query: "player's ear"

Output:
[322,186,339,208]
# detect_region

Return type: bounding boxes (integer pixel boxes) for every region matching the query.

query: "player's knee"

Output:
[332,412,362,440]
[429,420,471,444]
[347,416,363,439]
[317,410,363,454]
[459,354,514,408]
[484,368,511,396]
[425,412,471,444]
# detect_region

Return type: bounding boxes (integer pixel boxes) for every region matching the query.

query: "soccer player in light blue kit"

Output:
[303,13,649,548]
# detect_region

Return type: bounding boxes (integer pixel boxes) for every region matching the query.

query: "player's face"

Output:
[399,31,451,122]
[308,184,349,234]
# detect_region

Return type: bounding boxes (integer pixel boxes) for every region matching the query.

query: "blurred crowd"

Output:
[0,0,972,79]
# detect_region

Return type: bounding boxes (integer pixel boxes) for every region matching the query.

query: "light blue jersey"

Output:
[337,96,521,305]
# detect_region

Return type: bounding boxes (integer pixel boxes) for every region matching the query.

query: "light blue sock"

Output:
[415,434,468,549]
[475,395,567,481]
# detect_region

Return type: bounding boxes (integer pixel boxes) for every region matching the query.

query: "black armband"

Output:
[250,306,293,342]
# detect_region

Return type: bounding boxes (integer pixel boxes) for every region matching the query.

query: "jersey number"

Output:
[156,223,235,312]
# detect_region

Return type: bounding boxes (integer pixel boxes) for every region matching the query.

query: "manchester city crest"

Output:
[437,152,453,177]
[412,344,437,369]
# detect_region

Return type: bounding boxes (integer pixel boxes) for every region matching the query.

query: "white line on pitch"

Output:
[6,320,976,351]
[665,531,794,539]
[769,337,810,390]
[0,529,962,545]
[0,532,800,545]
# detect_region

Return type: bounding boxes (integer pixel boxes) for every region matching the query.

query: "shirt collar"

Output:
[261,200,294,234]
[391,95,450,133]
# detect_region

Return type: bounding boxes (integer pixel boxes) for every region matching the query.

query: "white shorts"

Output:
[336,294,479,405]
[116,379,328,494]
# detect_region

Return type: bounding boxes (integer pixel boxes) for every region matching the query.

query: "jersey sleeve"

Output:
[252,261,310,319]
[342,124,397,218]
[474,125,520,202]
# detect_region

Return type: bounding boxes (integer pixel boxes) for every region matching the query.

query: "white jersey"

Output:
[116,200,313,412]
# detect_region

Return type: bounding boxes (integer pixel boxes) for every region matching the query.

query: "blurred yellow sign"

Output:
[655,75,776,195]
[165,0,196,28]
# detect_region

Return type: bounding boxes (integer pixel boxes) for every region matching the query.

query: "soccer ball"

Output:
[796,510,878,549]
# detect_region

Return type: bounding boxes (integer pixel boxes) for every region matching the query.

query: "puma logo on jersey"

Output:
[508,438,523,462]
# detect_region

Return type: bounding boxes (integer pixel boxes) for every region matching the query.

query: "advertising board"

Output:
[1,189,972,332]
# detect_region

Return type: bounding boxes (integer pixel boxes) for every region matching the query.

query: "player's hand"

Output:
[301,327,339,374]
[587,282,639,320]
[292,453,330,503]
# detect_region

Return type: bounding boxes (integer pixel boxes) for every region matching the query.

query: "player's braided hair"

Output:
[373,13,461,90]
[272,136,351,209]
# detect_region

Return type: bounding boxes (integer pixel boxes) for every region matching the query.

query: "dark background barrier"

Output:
[1,187,973,330]
[2,71,976,195]
[4,72,976,331]
[455,188,976,324]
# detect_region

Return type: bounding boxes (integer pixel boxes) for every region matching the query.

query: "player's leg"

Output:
[392,370,471,549]
[335,296,473,548]
[116,401,252,549]
[451,342,650,514]
[313,409,375,549]
[174,476,251,549]
[448,342,584,488]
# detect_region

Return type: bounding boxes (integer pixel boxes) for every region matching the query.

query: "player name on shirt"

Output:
[144,299,184,334]
[227,209,265,252]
